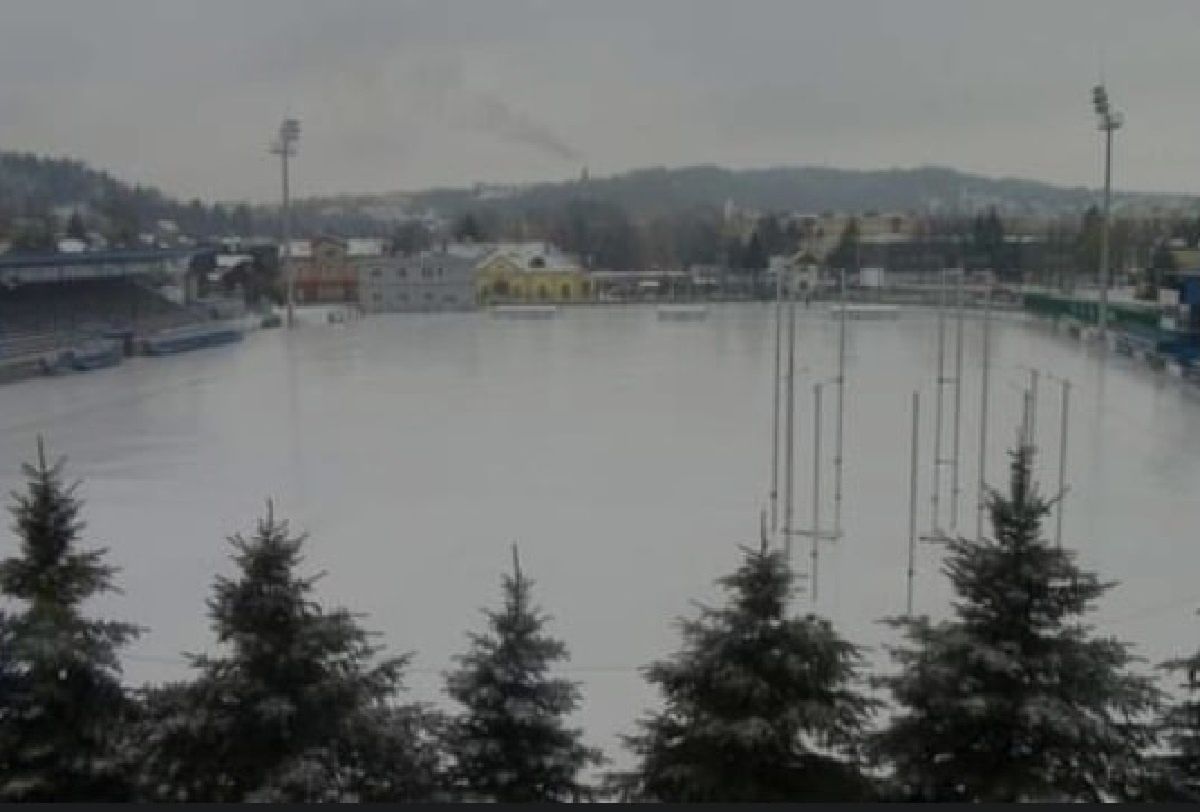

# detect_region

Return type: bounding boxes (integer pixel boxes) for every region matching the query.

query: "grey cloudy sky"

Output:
[2,0,1198,202]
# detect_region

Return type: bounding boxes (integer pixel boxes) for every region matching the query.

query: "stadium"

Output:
[0,248,257,382]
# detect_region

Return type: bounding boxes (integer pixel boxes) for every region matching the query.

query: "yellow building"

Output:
[475,242,591,304]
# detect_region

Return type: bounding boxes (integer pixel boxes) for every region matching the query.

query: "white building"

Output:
[359,251,477,313]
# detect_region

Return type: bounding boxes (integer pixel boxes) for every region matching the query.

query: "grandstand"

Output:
[0,248,208,375]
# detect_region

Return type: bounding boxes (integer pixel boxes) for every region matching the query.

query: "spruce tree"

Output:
[617,536,877,801]
[1155,640,1200,800]
[133,503,438,801]
[0,438,141,801]
[875,440,1161,802]
[443,546,602,801]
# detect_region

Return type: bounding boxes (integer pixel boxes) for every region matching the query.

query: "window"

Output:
[372,292,382,302]
[370,268,381,278]
[561,283,571,299]
[397,268,407,279]
[537,285,548,300]
[444,294,456,303]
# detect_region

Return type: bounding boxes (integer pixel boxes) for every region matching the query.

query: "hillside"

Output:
[0,152,256,245]
[3,153,1197,250]
[383,164,1199,222]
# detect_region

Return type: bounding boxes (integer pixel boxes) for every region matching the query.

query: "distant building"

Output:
[347,237,386,259]
[359,251,476,313]
[1170,248,1200,273]
[785,211,920,263]
[474,242,591,304]
[288,236,361,304]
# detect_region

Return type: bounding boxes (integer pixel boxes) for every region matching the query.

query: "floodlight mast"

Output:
[1091,85,1122,342]
[271,117,301,328]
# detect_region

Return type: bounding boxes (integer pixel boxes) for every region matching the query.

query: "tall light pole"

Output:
[1092,84,1122,341]
[270,117,301,328]
[770,265,783,534]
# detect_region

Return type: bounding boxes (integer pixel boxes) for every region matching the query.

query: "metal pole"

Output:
[1056,379,1070,547]
[1028,368,1040,449]
[950,268,964,530]
[833,266,846,534]
[1022,389,1033,449]
[812,381,823,604]
[976,285,992,541]
[931,266,947,533]
[1098,124,1113,340]
[282,145,294,329]
[770,268,783,533]
[907,390,919,617]
[783,294,797,559]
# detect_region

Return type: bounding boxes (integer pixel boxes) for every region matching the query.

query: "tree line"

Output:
[1,436,1199,801]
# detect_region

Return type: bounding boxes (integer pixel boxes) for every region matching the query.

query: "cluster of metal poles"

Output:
[904,275,1073,617]
[765,268,1075,617]
[767,267,846,604]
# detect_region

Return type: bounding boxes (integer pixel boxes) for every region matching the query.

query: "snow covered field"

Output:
[1,302,1198,764]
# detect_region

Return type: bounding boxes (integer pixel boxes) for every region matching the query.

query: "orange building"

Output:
[288,236,385,304]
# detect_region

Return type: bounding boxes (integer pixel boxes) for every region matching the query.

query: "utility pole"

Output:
[1027,367,1040,447]
[811,382,823,604]
[770,266,783,533]
[783,292,797,558]
[1049,375,1072,548]
[1092,84,1123,342]
[931,266,948,535]
[976,285,993,541]
[833,266,847,535]
[270,117,301,328]
[949,268,965,530]
[787,377,842,603]
[907,390,919,617]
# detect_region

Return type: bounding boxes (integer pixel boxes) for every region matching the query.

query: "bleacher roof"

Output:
[0,248,197,285]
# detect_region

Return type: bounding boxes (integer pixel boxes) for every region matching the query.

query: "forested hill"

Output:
[0,152,389,244]
[0,152,259,244]
[399,164,1195,220]
[3,152,1196,250]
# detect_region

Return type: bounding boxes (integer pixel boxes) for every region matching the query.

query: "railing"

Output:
[0,331,64,361]
[1022,290,1161,331]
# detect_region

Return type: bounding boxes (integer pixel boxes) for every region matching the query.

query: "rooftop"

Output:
[484,241,580,272]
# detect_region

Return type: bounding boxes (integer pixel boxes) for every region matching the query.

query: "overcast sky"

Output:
[2,0,1198,203]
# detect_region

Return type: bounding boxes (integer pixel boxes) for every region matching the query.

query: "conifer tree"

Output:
[133,503,439,801]
[0,438,140,801]
[617,534,877,801]
[1155,636,1200,800]
[875,440,1161,802]
[443,546,602,801]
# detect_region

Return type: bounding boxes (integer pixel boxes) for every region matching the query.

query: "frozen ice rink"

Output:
[2,302,1199,762]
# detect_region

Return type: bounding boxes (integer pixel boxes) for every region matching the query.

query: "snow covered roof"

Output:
[347,237,386,257]
[216,253,254,269]
[287,239,312,258]
[484,241,580,272]
[443,241,492,260]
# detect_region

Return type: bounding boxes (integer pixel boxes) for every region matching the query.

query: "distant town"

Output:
[2,152,1200,383]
